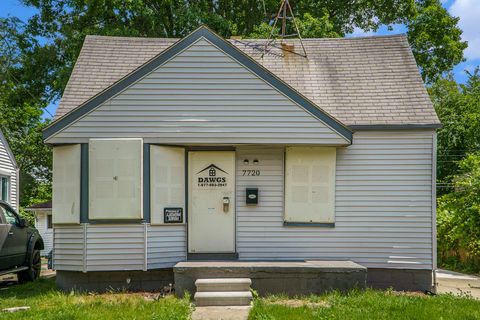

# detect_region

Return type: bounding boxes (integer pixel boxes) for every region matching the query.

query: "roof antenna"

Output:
[261,0,308,58]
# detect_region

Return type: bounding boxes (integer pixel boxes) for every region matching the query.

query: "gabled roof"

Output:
[45,26,441,140]
[43,26,353,141]
[0,128,18,169]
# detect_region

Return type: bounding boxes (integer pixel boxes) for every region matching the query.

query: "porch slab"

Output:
[174,260,367,297]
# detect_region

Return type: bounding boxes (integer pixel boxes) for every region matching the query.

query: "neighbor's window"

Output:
[284,147,336,224]
[0,176,9,202]
[47,214,53,229]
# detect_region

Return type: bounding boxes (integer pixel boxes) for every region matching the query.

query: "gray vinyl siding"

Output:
[53,224,187,271]
[34,211,53,256]
[53,225,85,271]
[0,136,18,209]
[52,131,434,271]
[85,225,145,271]
[147,225,186,269]
[236,131,435,269]
[48,38,348,145]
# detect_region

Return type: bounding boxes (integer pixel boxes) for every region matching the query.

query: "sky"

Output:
[1,0,479,118]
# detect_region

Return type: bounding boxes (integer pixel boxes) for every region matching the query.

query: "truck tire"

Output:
[18,249,41,283]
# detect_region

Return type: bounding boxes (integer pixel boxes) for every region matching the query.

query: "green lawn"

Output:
[2,279,480,320]
[249,289,480,320]
[0,278,191,320]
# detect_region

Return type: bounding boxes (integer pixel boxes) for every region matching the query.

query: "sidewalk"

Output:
[436,269,480,299]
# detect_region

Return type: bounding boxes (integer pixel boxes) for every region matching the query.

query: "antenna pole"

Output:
[261,0,308,58]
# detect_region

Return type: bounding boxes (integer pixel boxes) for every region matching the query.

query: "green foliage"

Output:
[249,290,480,320]
[437,153,480,265]
[248,12,339,39]
[429,69,480,190]
[0,17,53,208]
[407,0,467,83]
[18,0,466,100]
[18,206,36,226]
[0,278,193,320]
[296,12,340,38]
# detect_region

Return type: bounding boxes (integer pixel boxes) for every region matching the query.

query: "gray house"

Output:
[0,128,18,209]
[43,27,440,293]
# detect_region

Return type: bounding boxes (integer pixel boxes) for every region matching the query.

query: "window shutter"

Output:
[89,139,142,220]
[53,145,81,224]
[285,147,336,223]
[150,146,185,224]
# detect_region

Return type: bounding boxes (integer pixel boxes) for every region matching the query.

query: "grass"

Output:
[2,279,480,320]
[0,278,192,320]
[249,289,480,320]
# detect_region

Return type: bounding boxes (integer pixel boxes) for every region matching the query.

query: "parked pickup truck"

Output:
[0,200,44,282]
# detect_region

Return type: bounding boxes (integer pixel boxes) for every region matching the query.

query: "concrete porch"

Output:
[173,260,367,297]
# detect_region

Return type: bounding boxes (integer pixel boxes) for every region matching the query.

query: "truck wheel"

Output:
[18,249,41,283]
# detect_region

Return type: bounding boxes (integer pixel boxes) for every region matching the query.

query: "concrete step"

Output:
[195,278,252,292]
[194,291,253,306]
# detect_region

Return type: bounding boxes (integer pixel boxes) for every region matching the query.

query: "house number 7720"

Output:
[242,170,260,176]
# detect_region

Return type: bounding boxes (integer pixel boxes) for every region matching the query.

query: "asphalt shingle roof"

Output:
[55,34,440,127]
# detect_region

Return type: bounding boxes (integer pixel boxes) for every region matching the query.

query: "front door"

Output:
[188,151,235,253]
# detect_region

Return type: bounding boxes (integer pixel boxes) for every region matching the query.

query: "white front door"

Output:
[188,151,235,253]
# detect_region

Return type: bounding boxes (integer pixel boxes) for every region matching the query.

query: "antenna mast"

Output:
[261,0,307,58]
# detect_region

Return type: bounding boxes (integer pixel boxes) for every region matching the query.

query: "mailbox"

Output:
[246,188,258,205]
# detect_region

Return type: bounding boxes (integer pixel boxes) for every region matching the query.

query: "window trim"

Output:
[0,175,10,203]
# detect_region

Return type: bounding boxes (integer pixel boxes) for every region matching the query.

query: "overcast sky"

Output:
[1,0,479,117]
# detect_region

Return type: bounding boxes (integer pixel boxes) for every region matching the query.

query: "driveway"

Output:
[436,269,480,299]
[0,259,55,288]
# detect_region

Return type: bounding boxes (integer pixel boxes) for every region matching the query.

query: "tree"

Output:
[19,0,466,104]
[0,17,52,207]
[407,0,467,83]
[437,153,480,271]
[248,12,340,39]
[429,68,480,191]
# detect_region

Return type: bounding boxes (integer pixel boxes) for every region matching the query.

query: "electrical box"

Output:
[246,188,258,205]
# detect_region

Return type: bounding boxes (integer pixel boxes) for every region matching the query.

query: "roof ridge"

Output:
[84,33,407,42]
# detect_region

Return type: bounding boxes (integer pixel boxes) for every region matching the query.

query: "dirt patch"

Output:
[266,299,330,308]
[390,291,427,298]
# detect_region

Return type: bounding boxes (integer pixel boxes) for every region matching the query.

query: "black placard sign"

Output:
[164,208,183,223]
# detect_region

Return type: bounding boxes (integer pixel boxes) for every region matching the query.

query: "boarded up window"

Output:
[53,145,81,224]
[150,146,185,224]
[285,147,336,223]
[89,139,142,220]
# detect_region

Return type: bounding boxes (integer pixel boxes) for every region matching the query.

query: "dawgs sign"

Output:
[196,164,228,187]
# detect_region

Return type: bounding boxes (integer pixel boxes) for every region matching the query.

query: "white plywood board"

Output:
[52,144,81,224]
[89,139,142,220]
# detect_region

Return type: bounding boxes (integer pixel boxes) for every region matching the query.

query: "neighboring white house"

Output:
[27,200,53,256]
[0,128,19,210]
[43,27,440,292]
